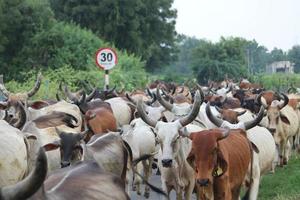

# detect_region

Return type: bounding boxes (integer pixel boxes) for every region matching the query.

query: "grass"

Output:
[258,155,300,200]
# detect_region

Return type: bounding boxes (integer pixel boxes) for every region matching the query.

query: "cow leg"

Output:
[143,158,153,199]
[135,163,143,195]
[176,189,183,200]
[161,181,171,200]
[184,178,195,200]
[283,140,291,165]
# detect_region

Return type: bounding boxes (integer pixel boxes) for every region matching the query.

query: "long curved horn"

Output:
[86,88,97,102]
[106,85,116,94]
[63,84,78,102]
[0,147,47,199]
[179,86,184,93]
[256,92,268,108]
[179,90,203,127]
[146,88,153,98]
[78,91,86,105]
[244,106,264,130]
[145,94,157,106]
[156,87,173,111]
[278,93,289,110]
[126,93,137,105]
[27,72,42,97]
[137,99,157,128]
[13,101,27,129]
[206,102,224,127]
[237,110,247,116]
[215,106,223,114]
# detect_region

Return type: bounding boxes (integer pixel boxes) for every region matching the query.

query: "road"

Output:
[130,170,198,200]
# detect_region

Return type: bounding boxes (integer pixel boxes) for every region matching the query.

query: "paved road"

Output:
[130,171,197,200]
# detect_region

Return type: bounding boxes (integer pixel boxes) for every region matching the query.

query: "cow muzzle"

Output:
[61,161,71,168]
[268,128,276,134]
[197,179,210,187]
[161,159,172,168]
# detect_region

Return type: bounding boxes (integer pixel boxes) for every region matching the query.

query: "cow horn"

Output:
[157,87,173,111]
[106,85,116,94]
[145,93,157,106]
[126,93,137,105]
[278,93,289,110]
[244,106,264,130]
[206,102,224,127]
[226,86,232,94]
[86,88,97,102]
[179,90,203,127]
[179,86,184,93]
[137,99,157,128]
[77,91,86,105]
[216,128,230,141]
[256,92,268,109]
[27,72,42,97]
[63,84,78,102]
[13,101,27,129]
[171,86,176,95]
[237,110,247,116]
[0,147,47,199]
[215,106,223,113]
[56,92,61,101]
[146,88,153,98]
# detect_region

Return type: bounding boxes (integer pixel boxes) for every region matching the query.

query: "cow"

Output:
[206,104,276,200]
[0,147,130,200]
[122,118,159,198]
[257,92,300,166]
[181,128,251,200]
[0,120,37,187]
[137,90,204,200]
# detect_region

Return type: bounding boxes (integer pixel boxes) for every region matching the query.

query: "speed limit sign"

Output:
[95,48,118,70]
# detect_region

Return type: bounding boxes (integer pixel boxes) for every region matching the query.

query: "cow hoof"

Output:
[283,158,288,165]
[144,192,150,198]
[132,185,137,191]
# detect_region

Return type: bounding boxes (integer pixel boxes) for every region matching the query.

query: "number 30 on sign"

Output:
[95,48,118,70]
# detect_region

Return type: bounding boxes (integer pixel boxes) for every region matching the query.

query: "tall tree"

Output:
[269,48,287,62]
[49,0,177,71]
[288,45,300,73]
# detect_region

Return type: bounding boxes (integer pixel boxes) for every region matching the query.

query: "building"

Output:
[266,61,294,74]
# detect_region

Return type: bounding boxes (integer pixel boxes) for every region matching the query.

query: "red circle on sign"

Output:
[95,47,118,70]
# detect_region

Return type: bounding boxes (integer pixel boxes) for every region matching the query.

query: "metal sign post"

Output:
[95,48,118,90]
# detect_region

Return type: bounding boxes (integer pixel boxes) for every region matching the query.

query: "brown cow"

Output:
[181,128,251,200]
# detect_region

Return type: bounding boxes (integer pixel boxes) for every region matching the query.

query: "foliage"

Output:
[5,63,150,100]
[49,0,177,71]
[269,48,288,62]
[252,73,300,92]
[0,0,55,78]
[288,45,300,73]
[191,37,248,84]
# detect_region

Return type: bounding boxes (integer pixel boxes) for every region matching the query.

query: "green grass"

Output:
[258,155,300,200]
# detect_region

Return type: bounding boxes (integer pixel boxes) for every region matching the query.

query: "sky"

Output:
[173,0,300,51]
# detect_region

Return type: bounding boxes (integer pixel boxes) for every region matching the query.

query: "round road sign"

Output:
[95,48,118,70]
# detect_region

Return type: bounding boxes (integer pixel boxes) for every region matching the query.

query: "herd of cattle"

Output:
[0,73,300,200]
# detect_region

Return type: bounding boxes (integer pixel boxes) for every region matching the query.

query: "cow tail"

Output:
[242,140,254,200]
[122,140,167,197]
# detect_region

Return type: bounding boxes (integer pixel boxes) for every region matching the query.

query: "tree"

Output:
[288,45,300,73]
[191,37,248,84]
[269,48,287,62]
[49,0,177,71]
[0,0,55,79]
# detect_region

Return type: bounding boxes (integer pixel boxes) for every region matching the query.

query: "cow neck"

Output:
[175,137,191,187]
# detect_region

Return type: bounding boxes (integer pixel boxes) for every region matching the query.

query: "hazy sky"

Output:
[173,0,300,51]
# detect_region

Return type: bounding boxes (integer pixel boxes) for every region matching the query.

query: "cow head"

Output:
[183,128,230,188]
[257,92,289,135]
[137,90,203,168]
[44,128,88,168]
[215,107,247,124]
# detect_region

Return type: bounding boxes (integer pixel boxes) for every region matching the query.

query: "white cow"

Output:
[122,118,159,198]
[0,120,37,187]
[137,90,204,200]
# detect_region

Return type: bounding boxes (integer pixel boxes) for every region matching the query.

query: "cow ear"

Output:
[251,142,259,154]
[24,133,37,140]
[186,152,195,168]
[216,149,228,177]
[43,140,61,151]
[280,114,290,125]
